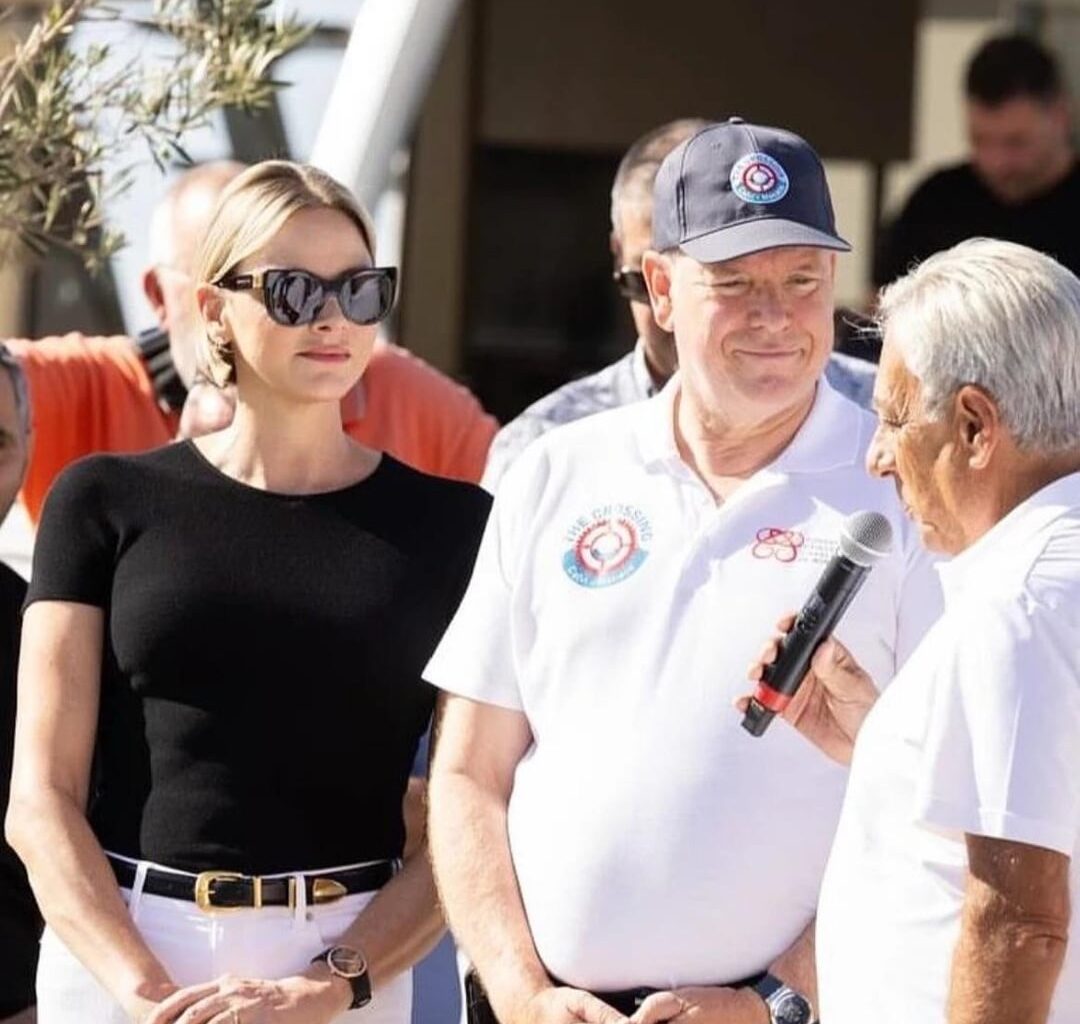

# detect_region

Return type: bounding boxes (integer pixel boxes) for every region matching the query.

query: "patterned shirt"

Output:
[482,341,876,491]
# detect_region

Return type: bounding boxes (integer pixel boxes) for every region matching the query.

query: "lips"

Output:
[298,349,350,363]
[733,348,800,359]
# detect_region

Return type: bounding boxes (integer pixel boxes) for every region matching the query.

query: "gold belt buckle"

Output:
[194,870,248,913]
[311,877,347,904]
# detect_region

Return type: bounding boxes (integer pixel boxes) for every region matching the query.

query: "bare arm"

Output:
[948,835,1070,1024]
[327,776,444,988]
[428,693,625,1024]
[770,920,817,1011]
[4,602,176,1020]
[428,694,544,1013]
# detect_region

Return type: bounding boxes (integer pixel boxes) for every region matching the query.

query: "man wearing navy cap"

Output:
[426,120,941,1024]
[481,118,877,494]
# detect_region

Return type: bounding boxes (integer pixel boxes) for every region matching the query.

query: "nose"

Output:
[747,284,789,331]
[866,425,895,479]
[312,292,346,328]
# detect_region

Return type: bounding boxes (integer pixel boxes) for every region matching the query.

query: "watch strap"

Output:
[751,971,784,1002]
[311,946,372,1010]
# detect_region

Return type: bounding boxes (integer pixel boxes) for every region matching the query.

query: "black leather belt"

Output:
[107,854,394,912]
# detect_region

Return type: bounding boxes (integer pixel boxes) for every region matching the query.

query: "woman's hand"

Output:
[141,969,350,1024]
[737,614,880,765]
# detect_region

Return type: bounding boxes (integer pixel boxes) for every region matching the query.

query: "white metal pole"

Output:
[309,0,463,212]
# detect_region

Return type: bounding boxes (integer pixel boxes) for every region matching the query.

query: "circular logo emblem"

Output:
[563,505,651,588]
[730,152,790,204]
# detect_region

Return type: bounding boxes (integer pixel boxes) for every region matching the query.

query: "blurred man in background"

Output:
[875,33,1080,288]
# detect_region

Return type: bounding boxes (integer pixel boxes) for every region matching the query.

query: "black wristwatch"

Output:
[311,944,372,1010]
[751,972,814,1024]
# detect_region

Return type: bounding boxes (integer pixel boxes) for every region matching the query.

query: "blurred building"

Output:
[3,0,1072,424]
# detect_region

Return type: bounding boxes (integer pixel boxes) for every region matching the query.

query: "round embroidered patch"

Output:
[563,505,652,588]
[730,152,790,204]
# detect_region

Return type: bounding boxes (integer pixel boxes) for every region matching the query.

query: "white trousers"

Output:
[36,855,411,1024]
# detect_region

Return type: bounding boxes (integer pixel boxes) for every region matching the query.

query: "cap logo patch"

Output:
[730,152,789,204]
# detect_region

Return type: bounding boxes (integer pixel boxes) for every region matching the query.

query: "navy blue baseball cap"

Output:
[652,117,850,262]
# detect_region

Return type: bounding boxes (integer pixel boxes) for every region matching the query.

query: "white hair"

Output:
[877,238,1080,452]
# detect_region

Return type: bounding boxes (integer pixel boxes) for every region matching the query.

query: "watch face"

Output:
[326,945,367,978]
[770,990,812,1024]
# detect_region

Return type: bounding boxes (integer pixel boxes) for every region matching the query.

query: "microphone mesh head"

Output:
[839,511,893,566]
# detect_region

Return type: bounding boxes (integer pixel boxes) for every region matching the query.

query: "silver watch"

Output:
[751,972,814,1024]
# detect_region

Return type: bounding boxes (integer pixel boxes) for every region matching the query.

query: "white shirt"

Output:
[426,376,939,991]
[817,472,1080,1024]
[481,344,877,492]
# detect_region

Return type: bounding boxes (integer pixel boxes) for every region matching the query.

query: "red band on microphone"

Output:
[753,681,792,714]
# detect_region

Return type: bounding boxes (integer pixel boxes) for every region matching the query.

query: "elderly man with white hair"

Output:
[747,237,1080,1024]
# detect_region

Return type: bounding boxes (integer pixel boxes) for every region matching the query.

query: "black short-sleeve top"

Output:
[27,442,490,874]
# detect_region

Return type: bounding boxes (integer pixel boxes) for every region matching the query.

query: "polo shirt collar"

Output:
[635,372,863,476]
[936,470,1080,605]
[630,340,659,400]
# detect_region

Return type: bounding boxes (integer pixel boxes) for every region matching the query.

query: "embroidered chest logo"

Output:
[752,527,805,562]
[751,527,835,565]
[563,504,652,588]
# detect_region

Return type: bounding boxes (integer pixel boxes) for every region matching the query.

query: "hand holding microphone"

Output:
[738,511,889,758]
[738,620,878,764]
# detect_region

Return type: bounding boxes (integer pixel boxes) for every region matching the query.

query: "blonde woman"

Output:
[6,162,490,1024]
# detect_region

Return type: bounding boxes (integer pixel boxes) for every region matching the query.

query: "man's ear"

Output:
[642,249,675,332]
[142,268,168,328]
[954,384,1001,470]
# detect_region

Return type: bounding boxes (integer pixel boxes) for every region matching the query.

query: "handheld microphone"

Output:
[741,510,893,737]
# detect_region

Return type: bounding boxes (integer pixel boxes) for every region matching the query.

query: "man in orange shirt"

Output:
[8,161,497,523]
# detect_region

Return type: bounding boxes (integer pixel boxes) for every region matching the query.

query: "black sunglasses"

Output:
[216,266,398,327]
[613,267,649,304]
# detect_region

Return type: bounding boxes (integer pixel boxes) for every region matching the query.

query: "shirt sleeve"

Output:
[913,595,1080,855]
[438,392,499,486]
[424,456,534,710]
[7,335,171,523]
[481,415,548,494]
[394,349,498,485]
[351,344,498,485]
[25,456,118,609]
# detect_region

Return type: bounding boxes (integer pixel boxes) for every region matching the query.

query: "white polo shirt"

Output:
[817,472,1080,1024]
[426,376,940,991]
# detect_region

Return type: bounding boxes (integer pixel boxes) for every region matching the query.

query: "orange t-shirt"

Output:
[9,334,497,523]
[344,340,497,485]
[8,335,175,523]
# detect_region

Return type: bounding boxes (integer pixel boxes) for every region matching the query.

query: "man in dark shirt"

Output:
[875,34,1080,287]
[0,344,37,1024]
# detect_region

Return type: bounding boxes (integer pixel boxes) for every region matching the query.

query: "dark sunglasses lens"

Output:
[341,271,395,325]
[614,270,649,303]
[266,271,326,326]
